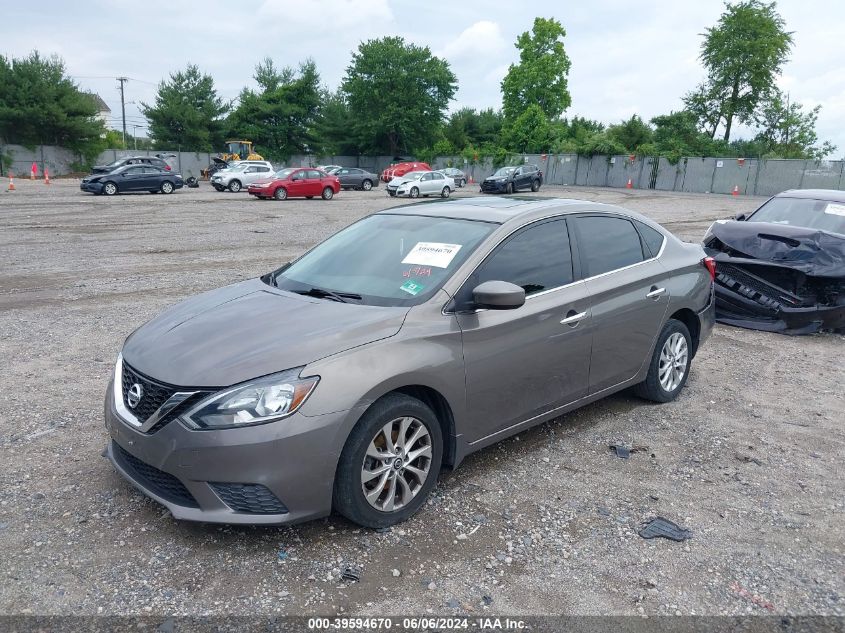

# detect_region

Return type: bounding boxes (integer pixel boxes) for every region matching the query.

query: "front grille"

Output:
[480,181,501,192]
[122,362,177,422]
[112,441,198,508]
[716,263,803,309]
[210,483,289,515]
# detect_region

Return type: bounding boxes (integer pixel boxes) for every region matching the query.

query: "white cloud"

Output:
[439,21,508,61]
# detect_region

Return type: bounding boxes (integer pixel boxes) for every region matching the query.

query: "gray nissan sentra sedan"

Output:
[105,197,715,528]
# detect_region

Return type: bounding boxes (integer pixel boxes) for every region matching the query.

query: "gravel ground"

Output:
[0,180,843,617]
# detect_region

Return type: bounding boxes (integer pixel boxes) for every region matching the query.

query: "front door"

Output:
[456,217,592,443]
[119,166,146,191]
[571,214,670,393]
[287,169,308,197]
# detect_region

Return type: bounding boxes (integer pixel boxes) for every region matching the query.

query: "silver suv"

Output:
[211,161,274,192]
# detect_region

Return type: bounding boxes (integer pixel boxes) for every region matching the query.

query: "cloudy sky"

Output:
[4,0,844,156]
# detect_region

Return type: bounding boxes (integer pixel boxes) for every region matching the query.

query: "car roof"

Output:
[776,189,845,202]
[379,196,649,225]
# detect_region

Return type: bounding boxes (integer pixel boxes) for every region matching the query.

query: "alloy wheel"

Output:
[658,332,688,392]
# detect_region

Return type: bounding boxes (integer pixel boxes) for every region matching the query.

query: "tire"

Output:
[440,186,451,198]
[103,182,118,196]
[273,187,287,201]
[362,179,373,191]
[460,178,466,188]
[160,181,174,194]
[506,182,514,194]
[531,179,540,192]
[213,185,224,192]
[333,393,443,528]
[322,187,334,200]
[409,187,420,199]
[228,179,241,193]
[634,319,692,403]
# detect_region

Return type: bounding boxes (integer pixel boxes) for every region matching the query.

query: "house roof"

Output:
[85,92,111,113]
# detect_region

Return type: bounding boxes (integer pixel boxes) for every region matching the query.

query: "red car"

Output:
[248,168,341,200]
[380,161,431,183]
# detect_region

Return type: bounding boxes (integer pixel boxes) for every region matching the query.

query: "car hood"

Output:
[388,176,417,186]
[704,220,845,277]
[249,178,277,187]
[122,279,409,387]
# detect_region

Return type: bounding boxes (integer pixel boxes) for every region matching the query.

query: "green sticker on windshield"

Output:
[400,279,425,296]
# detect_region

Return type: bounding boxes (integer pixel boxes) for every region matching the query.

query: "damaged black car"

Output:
[703,189,845,335]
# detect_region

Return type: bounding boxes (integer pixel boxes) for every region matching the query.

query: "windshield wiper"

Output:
[291,287,362,303]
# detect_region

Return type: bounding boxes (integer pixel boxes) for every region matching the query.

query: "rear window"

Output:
[575,216,646,277]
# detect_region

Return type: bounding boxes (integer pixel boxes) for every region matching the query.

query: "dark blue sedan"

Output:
[81,165,184,195]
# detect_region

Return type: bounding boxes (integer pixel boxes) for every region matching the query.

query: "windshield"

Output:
[273,168,296,178]
[493,167,516,177]
[749,197,845,235]
[107,159,124,167]
[270,213,495,307]
[401,171,424,180]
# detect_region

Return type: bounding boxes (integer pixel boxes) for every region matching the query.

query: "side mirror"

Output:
[472,280,525,310]
[734,212,747,221]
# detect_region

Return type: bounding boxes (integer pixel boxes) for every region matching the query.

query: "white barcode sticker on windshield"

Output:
[824,203,845,216]
[402,242,462,268]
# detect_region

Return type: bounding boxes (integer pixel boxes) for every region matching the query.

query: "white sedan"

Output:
[386,171,454,198]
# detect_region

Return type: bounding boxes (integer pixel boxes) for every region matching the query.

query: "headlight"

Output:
[180,368,319,430]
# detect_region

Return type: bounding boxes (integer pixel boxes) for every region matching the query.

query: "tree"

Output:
[226,59,321,161]
[342,36,456,156]
[501,104,554,153]
[606,115,654,152]
[501,17,571,121]
[142,64,228,151]
[443,107,503,151]
[0,51,104,157]
[684,0,793,142]
[649,110,719,160]
[312,88,360,156]
[754,91,836,159]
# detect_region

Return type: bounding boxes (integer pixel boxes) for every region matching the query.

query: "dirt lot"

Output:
[0,180,842,618]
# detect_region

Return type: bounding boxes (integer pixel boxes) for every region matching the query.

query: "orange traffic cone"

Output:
[732,185,739,196]
[7,172,15,191]
[31,162,37,180]
[626,178,633,189]
[44,168,51,185]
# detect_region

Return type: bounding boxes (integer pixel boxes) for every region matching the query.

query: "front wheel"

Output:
[531,179,540,192]
[228,180,241,193]
[333,394,443,528]
[506,182,514,194]
[273,187,287,201]
[213,185,225,192]
[409,187,419,199]
[103,182,118,196]
[459,178,466,188]
[362,179,373,191]
[440,186,451,198]
[322,187,334,200]
[160,181,174,194]
[634,319,692,403]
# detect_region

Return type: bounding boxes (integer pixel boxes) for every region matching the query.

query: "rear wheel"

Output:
[440,186,451,198]
[228,180,241,193]
[634,319,692,403]
[409,187,419,199]
[322,187,334,200]
[160,181,174,194]
[274,187,287,201]
[103,182,118,196]
[333,393,443,528]
[362,179,373,191]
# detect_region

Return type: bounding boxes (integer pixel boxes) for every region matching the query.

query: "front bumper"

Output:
[80,182,104,194]
[480,180,507,193]
[104,382,347,524]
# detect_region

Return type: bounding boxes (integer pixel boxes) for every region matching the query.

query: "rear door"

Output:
[457,217,592,443]
[571,214,670,394]
[306,170,325,196]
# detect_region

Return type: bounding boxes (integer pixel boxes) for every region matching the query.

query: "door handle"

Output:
[560,310,587,326]
[646,287,666,299]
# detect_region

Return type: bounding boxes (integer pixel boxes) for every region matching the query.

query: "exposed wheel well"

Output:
[392,386,456,468]
[668,308,700,357]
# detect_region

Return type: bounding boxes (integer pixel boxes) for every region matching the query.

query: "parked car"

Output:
[211,161,274,192]
[317,165,342,174]
[333,167,380,191]
[437,167,467,187]
[481,164,543,194]
[91,155,172,174]
[386,171,453,198]
[103,196,714,528]
[381,161,432,183]
[703,188,845,334]
[247,167,340,201]
[80,165,183,195]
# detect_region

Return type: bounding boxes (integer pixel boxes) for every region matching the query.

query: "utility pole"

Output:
[117,77,129,148]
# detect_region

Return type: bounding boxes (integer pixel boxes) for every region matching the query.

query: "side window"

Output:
[338,169,349,175]
[308,170,323,179]
[461,219,573,305]
[421,173,433,181]
[245,167,257,173]
[291,171,304,180]
[258,166,270,172]
[634,221,665,257]
[575,216,646,277]
[433,172,444,180]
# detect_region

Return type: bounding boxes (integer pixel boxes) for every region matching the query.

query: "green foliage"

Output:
[684,0,793,141]
[753,91,836,159]
[0,51,105,160]
[502,17,571,121]
[444,107,503,151]
[606,115,653,152]
[142,64,228,151]
[342,36,457,156]
[501,104,554,153]
[311,88,360,155]
[226,59,321,161]
[577,131,628,156]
